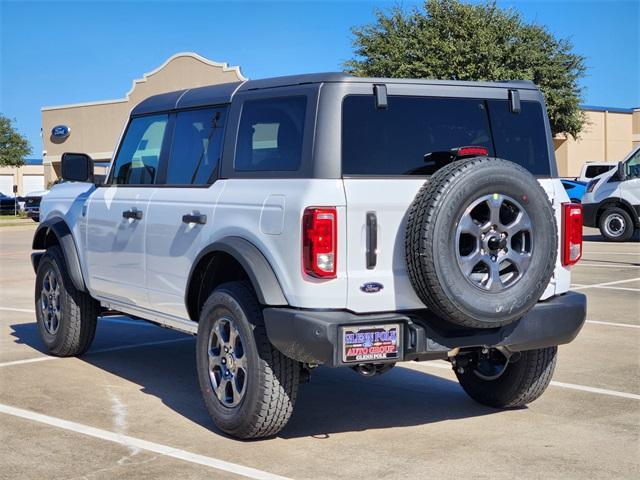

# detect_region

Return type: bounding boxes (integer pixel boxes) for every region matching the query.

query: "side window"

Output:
[585,165,614,178]
[625,149,640,178]
[166,108,226,185]
[111,114,168,185]
[235,96,307,172]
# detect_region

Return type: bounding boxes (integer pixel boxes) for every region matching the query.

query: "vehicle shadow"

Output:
[10,321,497,439]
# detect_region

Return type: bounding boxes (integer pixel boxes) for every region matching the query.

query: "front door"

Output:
[85,113,169,307]
[622,148,640,221]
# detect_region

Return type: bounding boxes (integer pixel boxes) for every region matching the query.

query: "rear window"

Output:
[584,165,615,178]
[342,95,551,176]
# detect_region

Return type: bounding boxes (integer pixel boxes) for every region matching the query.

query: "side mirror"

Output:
[617,161,626,181]
[61,153,94,183]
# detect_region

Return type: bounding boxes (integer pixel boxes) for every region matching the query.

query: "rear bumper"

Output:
[263,292,587,367]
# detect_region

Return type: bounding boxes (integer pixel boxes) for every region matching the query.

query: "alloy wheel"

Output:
[40,268,61,335]
[456,194,533,292]
[207,316,248,408]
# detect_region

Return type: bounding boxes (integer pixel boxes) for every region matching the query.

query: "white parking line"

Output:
[0,338,193,368]
[586,320,640,329]
[576,263,640,269]
[572,277,640,290]
[549,382,640,401]
[573,283,640,293]
[415,363,640,400]
[583,251,640,256]
[0,403,290,480]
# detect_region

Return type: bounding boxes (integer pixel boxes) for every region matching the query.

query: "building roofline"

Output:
[581,104,635,114]
[41,52,246,112]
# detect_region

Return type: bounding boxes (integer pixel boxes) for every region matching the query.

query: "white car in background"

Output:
[582,146,640,241]
[23,189,50,222]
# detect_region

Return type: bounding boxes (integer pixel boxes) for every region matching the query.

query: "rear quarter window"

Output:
[234,96,307,172]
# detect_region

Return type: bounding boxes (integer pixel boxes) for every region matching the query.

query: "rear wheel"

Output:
[35,246,98,356]
[196,282,300,439]
[599,207,634,242]
[454,347,557,408]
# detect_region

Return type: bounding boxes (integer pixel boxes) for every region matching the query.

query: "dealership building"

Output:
[37,52,639,184]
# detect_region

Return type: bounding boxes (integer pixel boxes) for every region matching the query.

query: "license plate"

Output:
[341,323,401,363]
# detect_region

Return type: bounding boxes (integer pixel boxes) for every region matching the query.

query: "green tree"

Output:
[345,0,587,138]
[0,114,32,167]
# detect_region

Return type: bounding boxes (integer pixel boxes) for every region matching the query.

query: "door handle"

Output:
[366,212,377,269]
[122,209,143,220]
[182,213,207,225]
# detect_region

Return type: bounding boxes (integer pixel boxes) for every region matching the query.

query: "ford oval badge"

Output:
[51,125,71,139]
[360,282,384,293]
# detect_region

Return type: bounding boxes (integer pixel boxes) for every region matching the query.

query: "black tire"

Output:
[196,281,300,439]
[34,246,98,356]
[455,347,557,408]
[598,207,634,242]
[406,157,557,328]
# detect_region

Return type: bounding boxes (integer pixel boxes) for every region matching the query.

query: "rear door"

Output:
[341,92,561,313]
[85,113,169,307]
[144,106,227,319]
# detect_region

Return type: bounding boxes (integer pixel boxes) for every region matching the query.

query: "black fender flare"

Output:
[32,217,86,292]
[597,197,640,228]
[186,236,288,315]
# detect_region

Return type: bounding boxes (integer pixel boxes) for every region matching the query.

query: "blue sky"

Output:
[1,0,638,156]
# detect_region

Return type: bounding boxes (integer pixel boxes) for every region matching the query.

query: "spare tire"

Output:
[406,157,557,329]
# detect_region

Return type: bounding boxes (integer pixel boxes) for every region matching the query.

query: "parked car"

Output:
[0,192,16,214]
[577,161,617,183]
[23,189,49,222]
[32,73,586,439]
[582,145,640,241]
[560,179,587,203]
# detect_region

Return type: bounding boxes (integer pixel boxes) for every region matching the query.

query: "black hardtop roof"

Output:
[131,72,537,116]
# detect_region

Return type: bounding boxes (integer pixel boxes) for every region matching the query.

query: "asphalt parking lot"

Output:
[1,224,638,480]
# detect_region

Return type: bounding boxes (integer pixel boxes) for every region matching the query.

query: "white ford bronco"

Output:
[32,73,587,439]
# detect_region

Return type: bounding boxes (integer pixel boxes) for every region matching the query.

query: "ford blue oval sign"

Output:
[51,125,71,139]
[360,282,384,293]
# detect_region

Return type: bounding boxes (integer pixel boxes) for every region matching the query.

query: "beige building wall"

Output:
[42,52,245,185]
[554,108,638,177]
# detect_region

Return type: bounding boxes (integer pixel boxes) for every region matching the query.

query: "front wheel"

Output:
[196,282,300,439]
[454,347,557,408]
[599,207,634,242]
[35,246,98,356]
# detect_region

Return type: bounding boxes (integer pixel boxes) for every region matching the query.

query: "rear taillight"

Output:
[302,207,337,278]
[562,202,583,266]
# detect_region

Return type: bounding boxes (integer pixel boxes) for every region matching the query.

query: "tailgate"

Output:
[343,177,570,314]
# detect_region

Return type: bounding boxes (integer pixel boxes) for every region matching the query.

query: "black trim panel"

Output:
[186,237,288,316]
[32,218,86,292]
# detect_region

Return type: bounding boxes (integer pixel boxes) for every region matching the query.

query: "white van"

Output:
[582,146,640,241]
